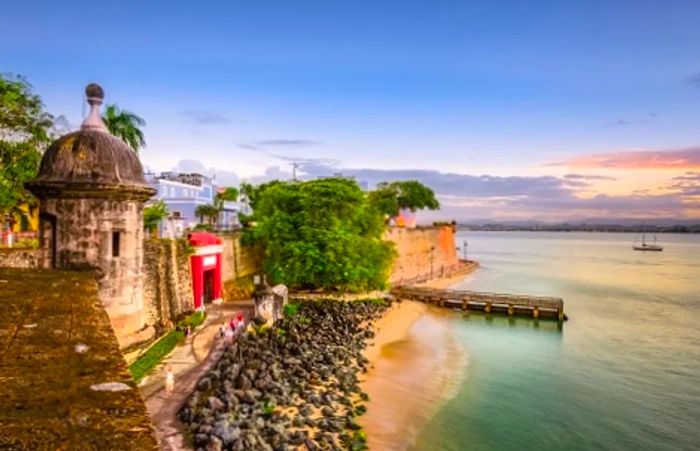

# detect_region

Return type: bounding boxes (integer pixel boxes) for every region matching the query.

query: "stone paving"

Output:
[0,268,159,450]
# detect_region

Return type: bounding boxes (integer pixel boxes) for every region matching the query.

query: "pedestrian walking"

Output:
[164,365,175,397]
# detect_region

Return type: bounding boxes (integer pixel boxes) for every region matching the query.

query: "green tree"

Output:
[243,177,396,291]
[0,74,53,223]
[143,200,169,234]
[102,104,146,153]
[368,180,440,220]
[214,186,239,211]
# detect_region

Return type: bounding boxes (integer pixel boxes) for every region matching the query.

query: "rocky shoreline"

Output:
[179,299,390,450]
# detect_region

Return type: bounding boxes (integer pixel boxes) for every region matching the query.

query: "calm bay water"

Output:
[413,232,700,451]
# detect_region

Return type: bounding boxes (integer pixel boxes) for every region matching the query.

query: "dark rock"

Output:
[206,436,223,451]
[208,396,225,412]
[320,406,334,417]
[212,421,240,446]
[197,377,212,391]
[195,433,210,446]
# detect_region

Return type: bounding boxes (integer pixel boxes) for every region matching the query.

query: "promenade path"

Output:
[141,301,253,450]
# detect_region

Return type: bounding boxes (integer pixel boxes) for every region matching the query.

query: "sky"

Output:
[2,0,700,222]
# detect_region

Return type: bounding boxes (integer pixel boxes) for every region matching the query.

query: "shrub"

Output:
[283,303,300,318]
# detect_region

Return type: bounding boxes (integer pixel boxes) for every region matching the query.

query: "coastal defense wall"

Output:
[139,239,194,345]
[220,232,264,301]
[0,248,40,269]
[386,225,459,285]
[221,232,264,280]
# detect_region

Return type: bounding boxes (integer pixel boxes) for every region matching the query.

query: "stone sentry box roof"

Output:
[0,268,159,449]
[26,84,155,201]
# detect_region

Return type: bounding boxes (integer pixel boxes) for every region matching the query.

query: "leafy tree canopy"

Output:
[243,177,396,292]
[102,104,146,153]
[0,74,54,218]
[0,74,53,143]
[368,180,440,219]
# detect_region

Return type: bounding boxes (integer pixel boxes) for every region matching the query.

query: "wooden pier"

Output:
[392,286,566,321]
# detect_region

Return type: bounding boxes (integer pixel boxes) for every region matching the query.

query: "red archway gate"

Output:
[188,232,223,310]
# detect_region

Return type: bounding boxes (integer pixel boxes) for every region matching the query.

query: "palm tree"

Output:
[102,104,146,153]
[143,200,169,236]
[195,204,220,226]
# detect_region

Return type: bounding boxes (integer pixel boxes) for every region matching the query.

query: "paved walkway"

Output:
[142,301,253,450]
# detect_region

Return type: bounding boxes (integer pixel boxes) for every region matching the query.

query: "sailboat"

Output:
[633,230,663,251]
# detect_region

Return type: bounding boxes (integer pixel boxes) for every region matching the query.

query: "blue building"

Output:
[145,172,241,237]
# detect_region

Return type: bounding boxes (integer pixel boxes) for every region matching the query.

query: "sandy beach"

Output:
[360,300,468,450]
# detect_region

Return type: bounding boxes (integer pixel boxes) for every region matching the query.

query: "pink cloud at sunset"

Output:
[554,147,700,170]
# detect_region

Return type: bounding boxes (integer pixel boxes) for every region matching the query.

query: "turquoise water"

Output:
[413,232,700,451]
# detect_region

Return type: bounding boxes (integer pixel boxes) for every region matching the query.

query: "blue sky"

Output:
[3,1,700,221]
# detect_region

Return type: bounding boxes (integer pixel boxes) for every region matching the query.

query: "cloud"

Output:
[258,139,319,147]
[243,166,293,184]
[687,72,700,89]
[164,158,700,221]
[238,139,320,151]
[551,147,700,169]
[561,173,616,187]
[283,160,699,221]
[238,143,262,151]
[603,114,657,127]
[564,174,617,181]
[604,118,630,127]
[182,110,231,125]
[667,172,700,196]
[269,154,340,167]
[172,159,240,186]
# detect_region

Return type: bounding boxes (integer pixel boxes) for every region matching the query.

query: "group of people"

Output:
[162,311,246,398]
[220,311,246,344]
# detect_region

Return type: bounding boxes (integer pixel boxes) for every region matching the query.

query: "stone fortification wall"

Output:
[220,232,264,301]
[141,239,194,335]
[38,197,148,347]
[220,232,264,280]
[385,225,459,285]
[0,248,39,268]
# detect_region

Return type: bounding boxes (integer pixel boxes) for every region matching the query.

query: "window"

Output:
[112,231,121,258]
[172,211,182,219]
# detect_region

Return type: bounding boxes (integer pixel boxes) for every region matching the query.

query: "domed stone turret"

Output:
[27,84,153,199]
[25,84,156,347]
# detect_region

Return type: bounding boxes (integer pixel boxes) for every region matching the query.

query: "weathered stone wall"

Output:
[220,232,264,301]
[385,225,459,284]
[38,197,147,346]
[0,248,39,268]
[221,232,264,280]
[142,239,194,334]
